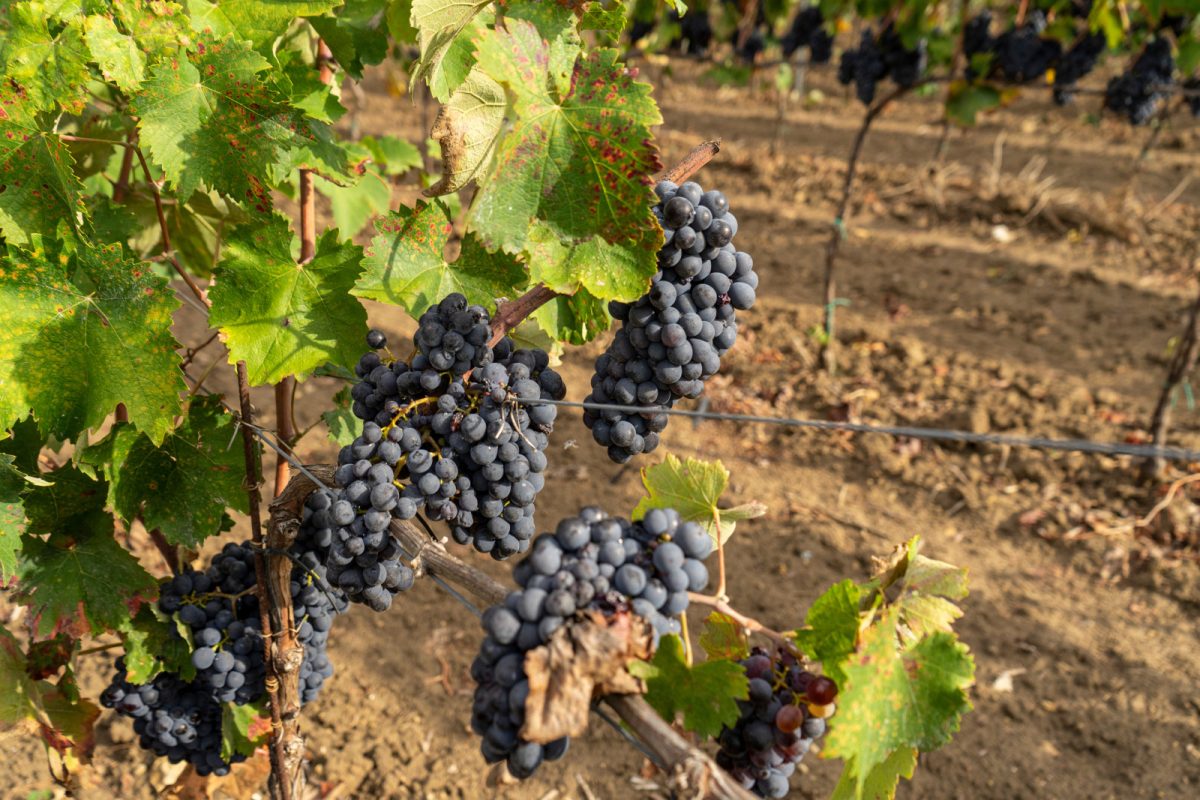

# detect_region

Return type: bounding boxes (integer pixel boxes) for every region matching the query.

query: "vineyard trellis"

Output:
[1,2,1194,800]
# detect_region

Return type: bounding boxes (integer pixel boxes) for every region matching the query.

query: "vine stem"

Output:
[686,593,796,653]
[820,82,924,373]
[270,466,756,800]
[131,146,211,309]
[1143,281,1200,480]
[486,140,725,345]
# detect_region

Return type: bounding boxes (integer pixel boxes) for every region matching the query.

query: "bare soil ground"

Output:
[5,59,1200,800]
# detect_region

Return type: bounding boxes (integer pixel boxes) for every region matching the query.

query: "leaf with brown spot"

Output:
[521,609,653,743]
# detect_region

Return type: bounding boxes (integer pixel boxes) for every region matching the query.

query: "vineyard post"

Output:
[821,83,918,373]
[1143,280,1200,479]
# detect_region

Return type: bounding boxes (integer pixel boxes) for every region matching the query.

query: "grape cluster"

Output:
[838,26,927,105]
[1105,38,1176,125]
[962,11,995,80]
[1053,32,1106,105]
[158,543,267,705]
[715,647,838,798]
[782,7,833,64]
[346,299,564,560]
[585,180,757,463]
[104,533,346,772]
[994,11,1061,84]
[101,659,242,776]
[668,8,713,57]
[470,507,714,779]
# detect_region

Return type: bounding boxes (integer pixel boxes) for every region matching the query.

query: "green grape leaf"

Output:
[0,4,90,113]
[409,0,492,100]
[17,466,158,637]
[111,0,187,57]
[830,746,919,800]
[221,699,269,760]
[187,0,342,49]
[0,240,183,445]
[531,289,611,346]
[386,0,416,44]
[115,603,194,684]
[323,386,358,447]
[823,606,975,798]
[581,2,628,37]
[318,170,392,239]
[132,33,349,204]
[84,14,145,92]
[470,22,663,261]
[632,454,767,545]
[426,67,505,195]
[524,222,655,302]
[628,634,747,738]
[792,579,862,685]
[698,612,749,661]
[353,200,526,317]
[310,0,391,80]
[0,452,45,583]
[361,135,422,176]
[274,50,346,124]
[209,214,367,386]
[0,83,88,245]
[946,81,1000,126]
[106,396,247,549]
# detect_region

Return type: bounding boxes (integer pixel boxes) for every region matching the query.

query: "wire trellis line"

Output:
[513,398,1200,462]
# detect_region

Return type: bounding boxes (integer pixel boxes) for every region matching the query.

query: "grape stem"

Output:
[485,139,725,346]
[686,592,797,655]
[271,465,757,800]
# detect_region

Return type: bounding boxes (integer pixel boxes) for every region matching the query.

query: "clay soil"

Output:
[5,58,1200,800]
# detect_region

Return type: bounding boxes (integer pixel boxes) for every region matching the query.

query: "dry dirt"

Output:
[5,58,1200,800]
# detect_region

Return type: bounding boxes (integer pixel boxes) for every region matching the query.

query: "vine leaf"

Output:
[698,612,749,661]
[0,452,48,583]
[628,634,747,738]
[0,4,90,113]
[104,396,249,549]
[426,68,505,195]
[0,239,183,446]
[409,0,492,100]
[823,607,974,798]
[814,537,975,799]
[353,200,526,317]
[311,0,393,80]
[531,289,611,346]
[115,604,195,684]
[469,19,663,263]
[221,699,270,761]
[632,454,766,545]
[0,82,88,245]
[209,214,367,386]
[524,222,655,303]
[322,387,358,447]
[17,466,158,637]
[830,747,918,800]
[1,629,101,768]
[186,0,342,49]
[792,579,862,685]
[132,32,349,204]
[83,14,145,92]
